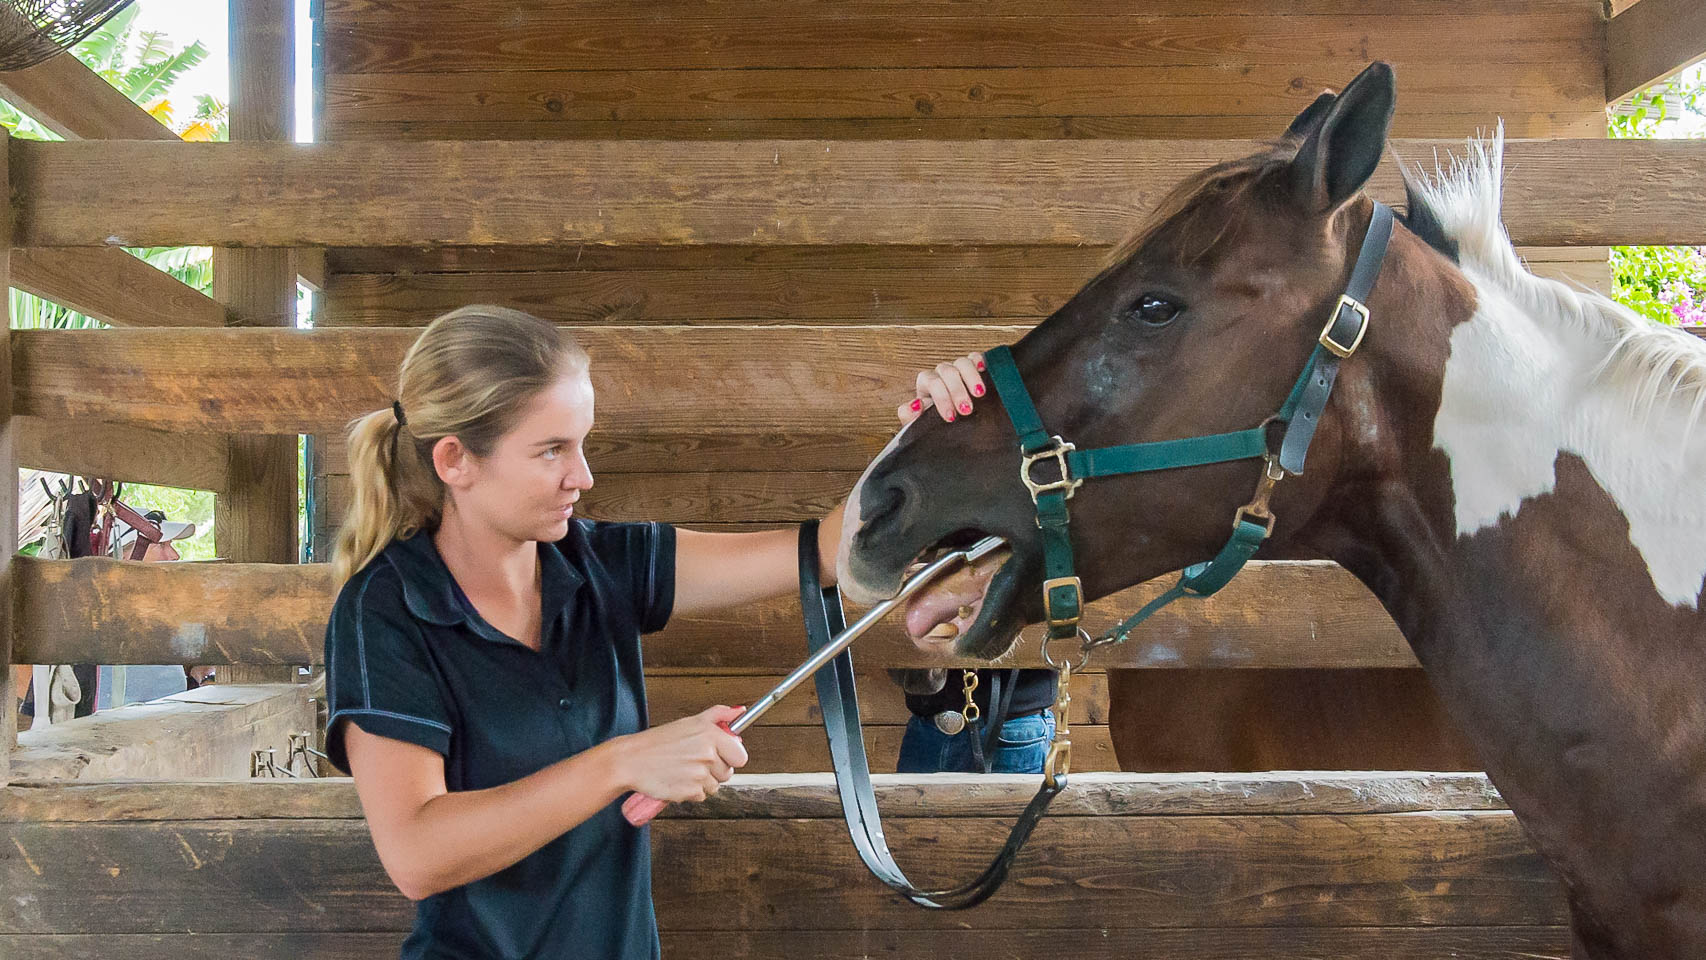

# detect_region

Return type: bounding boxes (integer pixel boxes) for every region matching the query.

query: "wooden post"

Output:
[1,129,16,783]
[213,0,298,684]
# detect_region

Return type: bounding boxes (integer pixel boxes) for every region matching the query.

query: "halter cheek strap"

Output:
[983,200,1393,648]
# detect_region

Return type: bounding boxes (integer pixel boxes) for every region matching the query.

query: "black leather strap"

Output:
[1278,200,1393,474]
[968,668,1021,775]
[799,520,1063,909]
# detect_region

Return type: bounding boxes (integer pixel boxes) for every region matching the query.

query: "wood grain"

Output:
[18,139,1702,248]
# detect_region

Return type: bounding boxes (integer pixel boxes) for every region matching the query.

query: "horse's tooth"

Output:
[926,622,960,639]
[957,605,973,620]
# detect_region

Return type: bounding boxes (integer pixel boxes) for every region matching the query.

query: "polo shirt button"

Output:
[558,698,572,709]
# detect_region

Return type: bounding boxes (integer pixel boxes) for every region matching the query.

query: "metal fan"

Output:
[0,0,138,71]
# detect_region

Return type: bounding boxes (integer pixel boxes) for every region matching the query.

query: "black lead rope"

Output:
[797,519,1063,910]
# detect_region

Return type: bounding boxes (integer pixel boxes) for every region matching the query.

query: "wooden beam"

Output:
[1606,0,1706,103]
[10,248,226,328]
[12,325,1025,434]
[212,0,300,601]
[322,11,1602,74]
[0,131,13,785]
[321,243,1603,326]
[16,417,231,492]
[9,683,312,780]
[14,555,1413,670]
[0,776,1564,936]
[0,51,176,141]
[15,138,1706,248]
[0,770,1513,821]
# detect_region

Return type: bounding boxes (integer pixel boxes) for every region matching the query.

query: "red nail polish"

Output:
[946,413,956,422]
[959,403,972,414]
[972,384,984,396]
[976,360,986,371]
[910,398,922,411]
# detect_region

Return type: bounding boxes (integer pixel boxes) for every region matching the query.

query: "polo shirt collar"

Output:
[387,528,586,639]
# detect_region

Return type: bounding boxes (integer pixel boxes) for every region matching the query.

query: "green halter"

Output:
[981,201,1394,659]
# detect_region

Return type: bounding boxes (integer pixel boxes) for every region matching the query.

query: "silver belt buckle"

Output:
[932,710,966,735]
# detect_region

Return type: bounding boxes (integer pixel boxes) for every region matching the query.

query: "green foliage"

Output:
[1607,70,1706,326]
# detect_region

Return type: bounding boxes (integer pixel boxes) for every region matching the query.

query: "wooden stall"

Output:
[7,0,1706,956]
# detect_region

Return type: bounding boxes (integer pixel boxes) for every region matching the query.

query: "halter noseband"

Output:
[982,200,1395,662]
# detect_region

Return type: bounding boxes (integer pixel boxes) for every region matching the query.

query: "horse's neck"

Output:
[1335,279,1706,954]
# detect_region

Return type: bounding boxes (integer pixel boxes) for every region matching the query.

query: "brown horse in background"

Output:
[837,62,1706,958]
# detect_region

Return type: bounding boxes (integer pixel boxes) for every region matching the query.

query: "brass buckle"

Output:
[1021,436,1082,504]
[1042,575,1083,628]
[1319,294,1369,358]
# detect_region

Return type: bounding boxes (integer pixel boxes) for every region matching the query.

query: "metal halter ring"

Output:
[1040,626,1094,671]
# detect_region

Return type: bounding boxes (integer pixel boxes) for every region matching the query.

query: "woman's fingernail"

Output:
[959,402,972,414]
[946,413,956,422]
[910,398,922,411]
[972,384,984,396]
[976,360,986,371]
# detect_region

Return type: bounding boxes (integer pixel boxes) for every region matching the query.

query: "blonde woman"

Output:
[324,305,983,959]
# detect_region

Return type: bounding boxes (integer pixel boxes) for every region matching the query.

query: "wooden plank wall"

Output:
[0,774,1573,959]
[311,0,1613,773]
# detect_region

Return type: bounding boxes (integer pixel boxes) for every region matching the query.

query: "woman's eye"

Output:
[1128,294,1182,327]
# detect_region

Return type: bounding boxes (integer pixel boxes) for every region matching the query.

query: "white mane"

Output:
[1398,124,1706,443]
[1403,124,1706,607]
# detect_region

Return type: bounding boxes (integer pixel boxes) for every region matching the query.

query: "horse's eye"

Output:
[1128,294,1182,327]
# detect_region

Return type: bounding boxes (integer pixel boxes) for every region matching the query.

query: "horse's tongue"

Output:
[902,562,990,640]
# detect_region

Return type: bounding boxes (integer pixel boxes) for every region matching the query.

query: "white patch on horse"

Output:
[835,418,916,604]
[1410,125,1706,608]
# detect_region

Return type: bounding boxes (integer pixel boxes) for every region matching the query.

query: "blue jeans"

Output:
[895,711,1057,774]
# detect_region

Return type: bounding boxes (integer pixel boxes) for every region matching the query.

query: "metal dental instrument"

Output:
[621,535,1008,826]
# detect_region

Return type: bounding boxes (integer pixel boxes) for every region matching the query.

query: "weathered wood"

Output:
[322,245,1606,325]
[9,683,313,781]
[0,131,13,785]
[323,13,1600,73]
[17,417,231,492]
[0,771,1510,822]
[0,809,1564,932]
[645,670,1111,726]
[0,928,1576,960]
[325,64,1596,124]
[1605,0,1706,102]
[321,470,852,526]
[326,112,1607,142]
[13,325,1026,433]
[10,248,226,329]
[212,0,300,582]
[708,723,1118,774]
[15,555,1412,670]
[0,51,176,141]
[17,139,1705,248]
[323,0,1597,16]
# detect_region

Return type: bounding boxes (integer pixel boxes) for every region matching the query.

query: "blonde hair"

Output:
[330,305,589,585]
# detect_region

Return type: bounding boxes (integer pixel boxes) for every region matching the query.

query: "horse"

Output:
[834,61,1706,959]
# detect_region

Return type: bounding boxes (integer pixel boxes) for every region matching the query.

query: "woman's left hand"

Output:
[898,352,986,425]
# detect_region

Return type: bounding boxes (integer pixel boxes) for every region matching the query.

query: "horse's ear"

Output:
[1289,61,1396,214]
[1283,92,1337,141]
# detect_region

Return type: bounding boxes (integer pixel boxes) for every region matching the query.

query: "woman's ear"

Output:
[430,435,471,488]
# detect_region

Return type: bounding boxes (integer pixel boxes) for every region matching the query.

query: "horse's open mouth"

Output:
[900,531,1017,652]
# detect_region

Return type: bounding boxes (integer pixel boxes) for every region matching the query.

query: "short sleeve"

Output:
[585,519,677,635]
[323,567,454,774]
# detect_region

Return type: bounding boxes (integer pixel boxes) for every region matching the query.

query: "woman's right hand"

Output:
[609,704,749,803]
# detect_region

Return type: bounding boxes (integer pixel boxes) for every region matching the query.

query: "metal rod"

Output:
[728,535,1006,735]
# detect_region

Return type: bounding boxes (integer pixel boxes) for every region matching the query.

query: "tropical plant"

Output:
[1607,68,1706,326]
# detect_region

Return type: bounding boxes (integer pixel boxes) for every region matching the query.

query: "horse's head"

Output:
[838,62,1439,659]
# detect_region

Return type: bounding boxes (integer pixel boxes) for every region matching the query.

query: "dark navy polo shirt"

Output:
[323,518,676,960]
